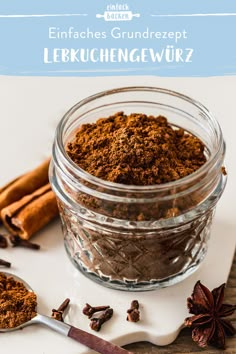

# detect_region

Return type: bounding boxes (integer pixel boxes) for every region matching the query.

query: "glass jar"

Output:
[50,87,227,291]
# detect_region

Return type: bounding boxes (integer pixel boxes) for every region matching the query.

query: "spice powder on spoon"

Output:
[0,273,37,328]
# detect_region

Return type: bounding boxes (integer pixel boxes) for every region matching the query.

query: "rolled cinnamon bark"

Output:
[0,176,23,194]
[0,159,50,219]
[1,184,58,240]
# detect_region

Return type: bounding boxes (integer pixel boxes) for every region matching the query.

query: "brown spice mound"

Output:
[0,272,37,328]
[67,112,206,185]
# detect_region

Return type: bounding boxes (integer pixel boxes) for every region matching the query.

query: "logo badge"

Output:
[96,4,140,22]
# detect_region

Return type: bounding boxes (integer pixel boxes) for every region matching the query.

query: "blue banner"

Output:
[0,0,236,76]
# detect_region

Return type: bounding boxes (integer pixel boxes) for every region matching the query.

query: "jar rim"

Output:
[55,86,224,192]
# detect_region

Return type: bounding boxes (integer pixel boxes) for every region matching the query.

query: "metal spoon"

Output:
[0,272,132,354]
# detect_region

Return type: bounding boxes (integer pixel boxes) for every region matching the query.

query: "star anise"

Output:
[185,281,236,349]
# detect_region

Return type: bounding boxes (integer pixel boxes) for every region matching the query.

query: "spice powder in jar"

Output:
[50,88,226,291]
[67,112,206,186]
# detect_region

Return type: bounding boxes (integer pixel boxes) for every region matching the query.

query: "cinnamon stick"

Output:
[1,183,58,240]
[0,159,50,219]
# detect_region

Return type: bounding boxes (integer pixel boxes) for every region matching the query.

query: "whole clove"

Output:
[51,298,70,322]
[221,166,227,176]
[90,308,113,332]
[83,303,110,318]
[0,234,8,248]
[0,259,11,268]
[8,234,40,250]
[127,300,140,322]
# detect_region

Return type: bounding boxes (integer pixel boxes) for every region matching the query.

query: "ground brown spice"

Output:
[0,273,37,328]
[62,112,211,286]
[67,112,206,185]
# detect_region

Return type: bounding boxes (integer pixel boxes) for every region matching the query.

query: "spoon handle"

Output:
[36,314,132,354]
[68,326,133,354]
